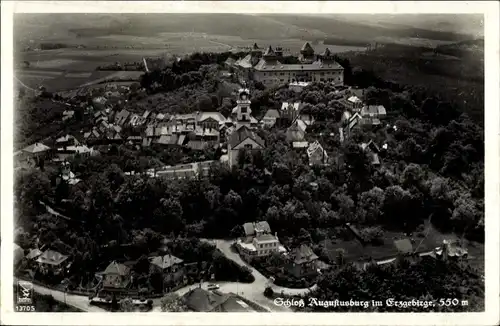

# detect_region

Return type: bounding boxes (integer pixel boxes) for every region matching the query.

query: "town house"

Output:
[307,141,329,166]
[360,105,387,125]
[100,261,132,295]
[341,95,364,112]
[149,254,186,290]
[360,140,381,166]
[288,244,319,278]
[35,249,69,276]
[227,126,265,167]
[236,221,286,260]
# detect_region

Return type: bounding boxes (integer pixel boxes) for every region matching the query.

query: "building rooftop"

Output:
[228,125,265,148]
[26,248,43,260]
[183,288,257,312]
[361,105,387,116]
[36,250,69,266]
[149,254,184,269]
[103,261,130,276]
[263,109,281,119]
[242,221,271,236]
[254,58,343,72]
[255,233,279,243]
[23,142,50,154]
[394,239,414,254]
[292,244,319,265]
[301,42,315,53]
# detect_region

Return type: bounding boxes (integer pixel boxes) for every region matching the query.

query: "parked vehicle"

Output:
[207,283,219,290]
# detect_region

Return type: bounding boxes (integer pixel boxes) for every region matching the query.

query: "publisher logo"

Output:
[17,281,33,304]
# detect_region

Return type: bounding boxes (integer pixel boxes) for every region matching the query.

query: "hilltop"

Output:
[15,13,482,51]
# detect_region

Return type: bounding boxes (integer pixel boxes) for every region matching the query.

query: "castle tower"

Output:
[251,43,261,55]
[319,48,334,62]
[262,45,277,61]
[299,42,315,63]
[274,46,284,57]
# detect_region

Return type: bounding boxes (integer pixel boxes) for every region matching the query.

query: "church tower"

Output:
[233,88,252,129]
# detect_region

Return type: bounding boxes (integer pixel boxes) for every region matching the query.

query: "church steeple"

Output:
[233,89,252,128]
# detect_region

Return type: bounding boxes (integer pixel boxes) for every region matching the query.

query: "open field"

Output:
[15,69,141,92]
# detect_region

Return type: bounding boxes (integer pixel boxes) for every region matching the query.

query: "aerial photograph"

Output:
[12,12,485,313]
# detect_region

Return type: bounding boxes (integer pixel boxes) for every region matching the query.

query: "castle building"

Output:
[229,42,344,87]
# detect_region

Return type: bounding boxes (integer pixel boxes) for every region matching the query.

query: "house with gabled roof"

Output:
[340,112,363,142]
[237,221,285,261]
[149,254,185,288]
[341,95,364,112]
[54,144,95,162]
[359,140,381,166]
[261,108,281,128]
[242,221,271,240]
[150,254,184,272]
[55,134,80,148]
[26,248,43,260]
[286,120,306,143]
[280,102,301,123]
[36,249,70,275]
[114,109,131,126]
[22,142,51,155]
[183,288,258,312]
[360,105,387,126]
[288,244,319,278]
[307,141,329,166]
[101,261,131,292]
[227,125,265,167]
[18,142,51,167]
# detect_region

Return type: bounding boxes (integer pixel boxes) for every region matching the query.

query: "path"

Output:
[208,40,233,50]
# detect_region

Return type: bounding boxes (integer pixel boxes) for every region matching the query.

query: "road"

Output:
[169,239,318,312]
[208,40,233,50]
[14,277,106,312]
[13,239,316,313]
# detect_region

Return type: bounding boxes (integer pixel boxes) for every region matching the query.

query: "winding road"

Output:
[18,239,316,313]
[177,239,318,312]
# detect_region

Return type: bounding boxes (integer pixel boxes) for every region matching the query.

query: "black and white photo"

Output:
[1,1,499,326]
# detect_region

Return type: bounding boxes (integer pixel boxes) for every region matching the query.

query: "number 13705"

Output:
[15,305,36,312]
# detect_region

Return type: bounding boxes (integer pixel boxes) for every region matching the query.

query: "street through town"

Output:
[14,239,316,313]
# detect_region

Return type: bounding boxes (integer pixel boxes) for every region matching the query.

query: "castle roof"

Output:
[263,45,275,57]
[301,42,315,53]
